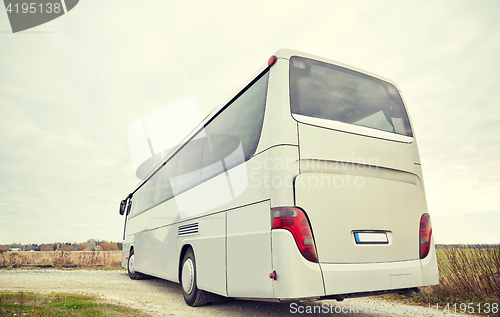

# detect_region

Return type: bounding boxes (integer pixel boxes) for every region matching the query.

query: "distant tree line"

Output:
[0,240,123,252]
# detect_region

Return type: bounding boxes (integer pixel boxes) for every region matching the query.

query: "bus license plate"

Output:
[354,232,388,244]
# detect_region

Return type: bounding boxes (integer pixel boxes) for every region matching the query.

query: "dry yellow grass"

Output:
[386,246,500,313]
[0,251,122,269]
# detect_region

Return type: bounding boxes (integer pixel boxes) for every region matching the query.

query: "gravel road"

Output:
[0,269,472,317]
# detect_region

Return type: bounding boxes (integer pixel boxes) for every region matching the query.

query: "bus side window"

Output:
[131,71,270,216]
[170,138,204,196]
[204,71,269,163]
[201,134,242,182]
[153,165,173,206]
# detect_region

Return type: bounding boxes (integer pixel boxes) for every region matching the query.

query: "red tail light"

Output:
[419,213,432,259]
[268,55,278,67]
[271,207,318,263]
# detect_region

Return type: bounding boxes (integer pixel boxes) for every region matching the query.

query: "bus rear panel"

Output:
[267,51,438,300]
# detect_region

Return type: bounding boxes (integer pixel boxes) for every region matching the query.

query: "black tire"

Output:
[180,248,226,306]
[127,248,146,280]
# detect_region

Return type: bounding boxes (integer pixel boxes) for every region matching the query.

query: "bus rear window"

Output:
[289,56,413,137]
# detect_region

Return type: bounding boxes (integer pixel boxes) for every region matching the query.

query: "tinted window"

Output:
[130,70,269,216]
[200,134,241,182]
[290,56,412,137]
[167,137,204,196]
[153,167,173,205]
[204,71,269,161]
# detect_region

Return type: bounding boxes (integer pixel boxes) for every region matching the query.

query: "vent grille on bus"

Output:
[178,223,199,237]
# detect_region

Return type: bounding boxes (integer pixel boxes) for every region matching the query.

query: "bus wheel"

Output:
[128,249,145,280]
[181,248,210,306]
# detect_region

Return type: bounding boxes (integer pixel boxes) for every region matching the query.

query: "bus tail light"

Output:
[419,213,432,259]
[268,55,277,67]
[271,207,318,263]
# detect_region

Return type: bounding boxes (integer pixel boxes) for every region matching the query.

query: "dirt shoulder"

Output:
[0,269,471,317]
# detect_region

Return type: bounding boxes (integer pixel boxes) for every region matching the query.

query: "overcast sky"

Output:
[0,0,499,245]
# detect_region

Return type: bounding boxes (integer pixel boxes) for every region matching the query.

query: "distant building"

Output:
[9,248,22,252]
[82,243,96,251]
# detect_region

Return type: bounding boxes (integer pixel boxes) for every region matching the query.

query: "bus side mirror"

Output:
[126,200,132,215]
[119,200,126,215]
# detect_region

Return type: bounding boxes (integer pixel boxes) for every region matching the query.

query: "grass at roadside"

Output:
[0,291,151,316]
[386,246,500,315]
[0,251,122,270]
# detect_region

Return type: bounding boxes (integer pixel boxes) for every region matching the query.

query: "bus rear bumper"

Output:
[320,259,424,296]
[271,230,438,301]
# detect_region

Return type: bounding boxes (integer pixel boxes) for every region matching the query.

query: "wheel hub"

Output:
[181,258,194,294]
[128,254,136,274]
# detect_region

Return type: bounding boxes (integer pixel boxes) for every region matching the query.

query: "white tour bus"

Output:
[119,49,439,307]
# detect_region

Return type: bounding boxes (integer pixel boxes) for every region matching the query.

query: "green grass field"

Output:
[0,292,151,317]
